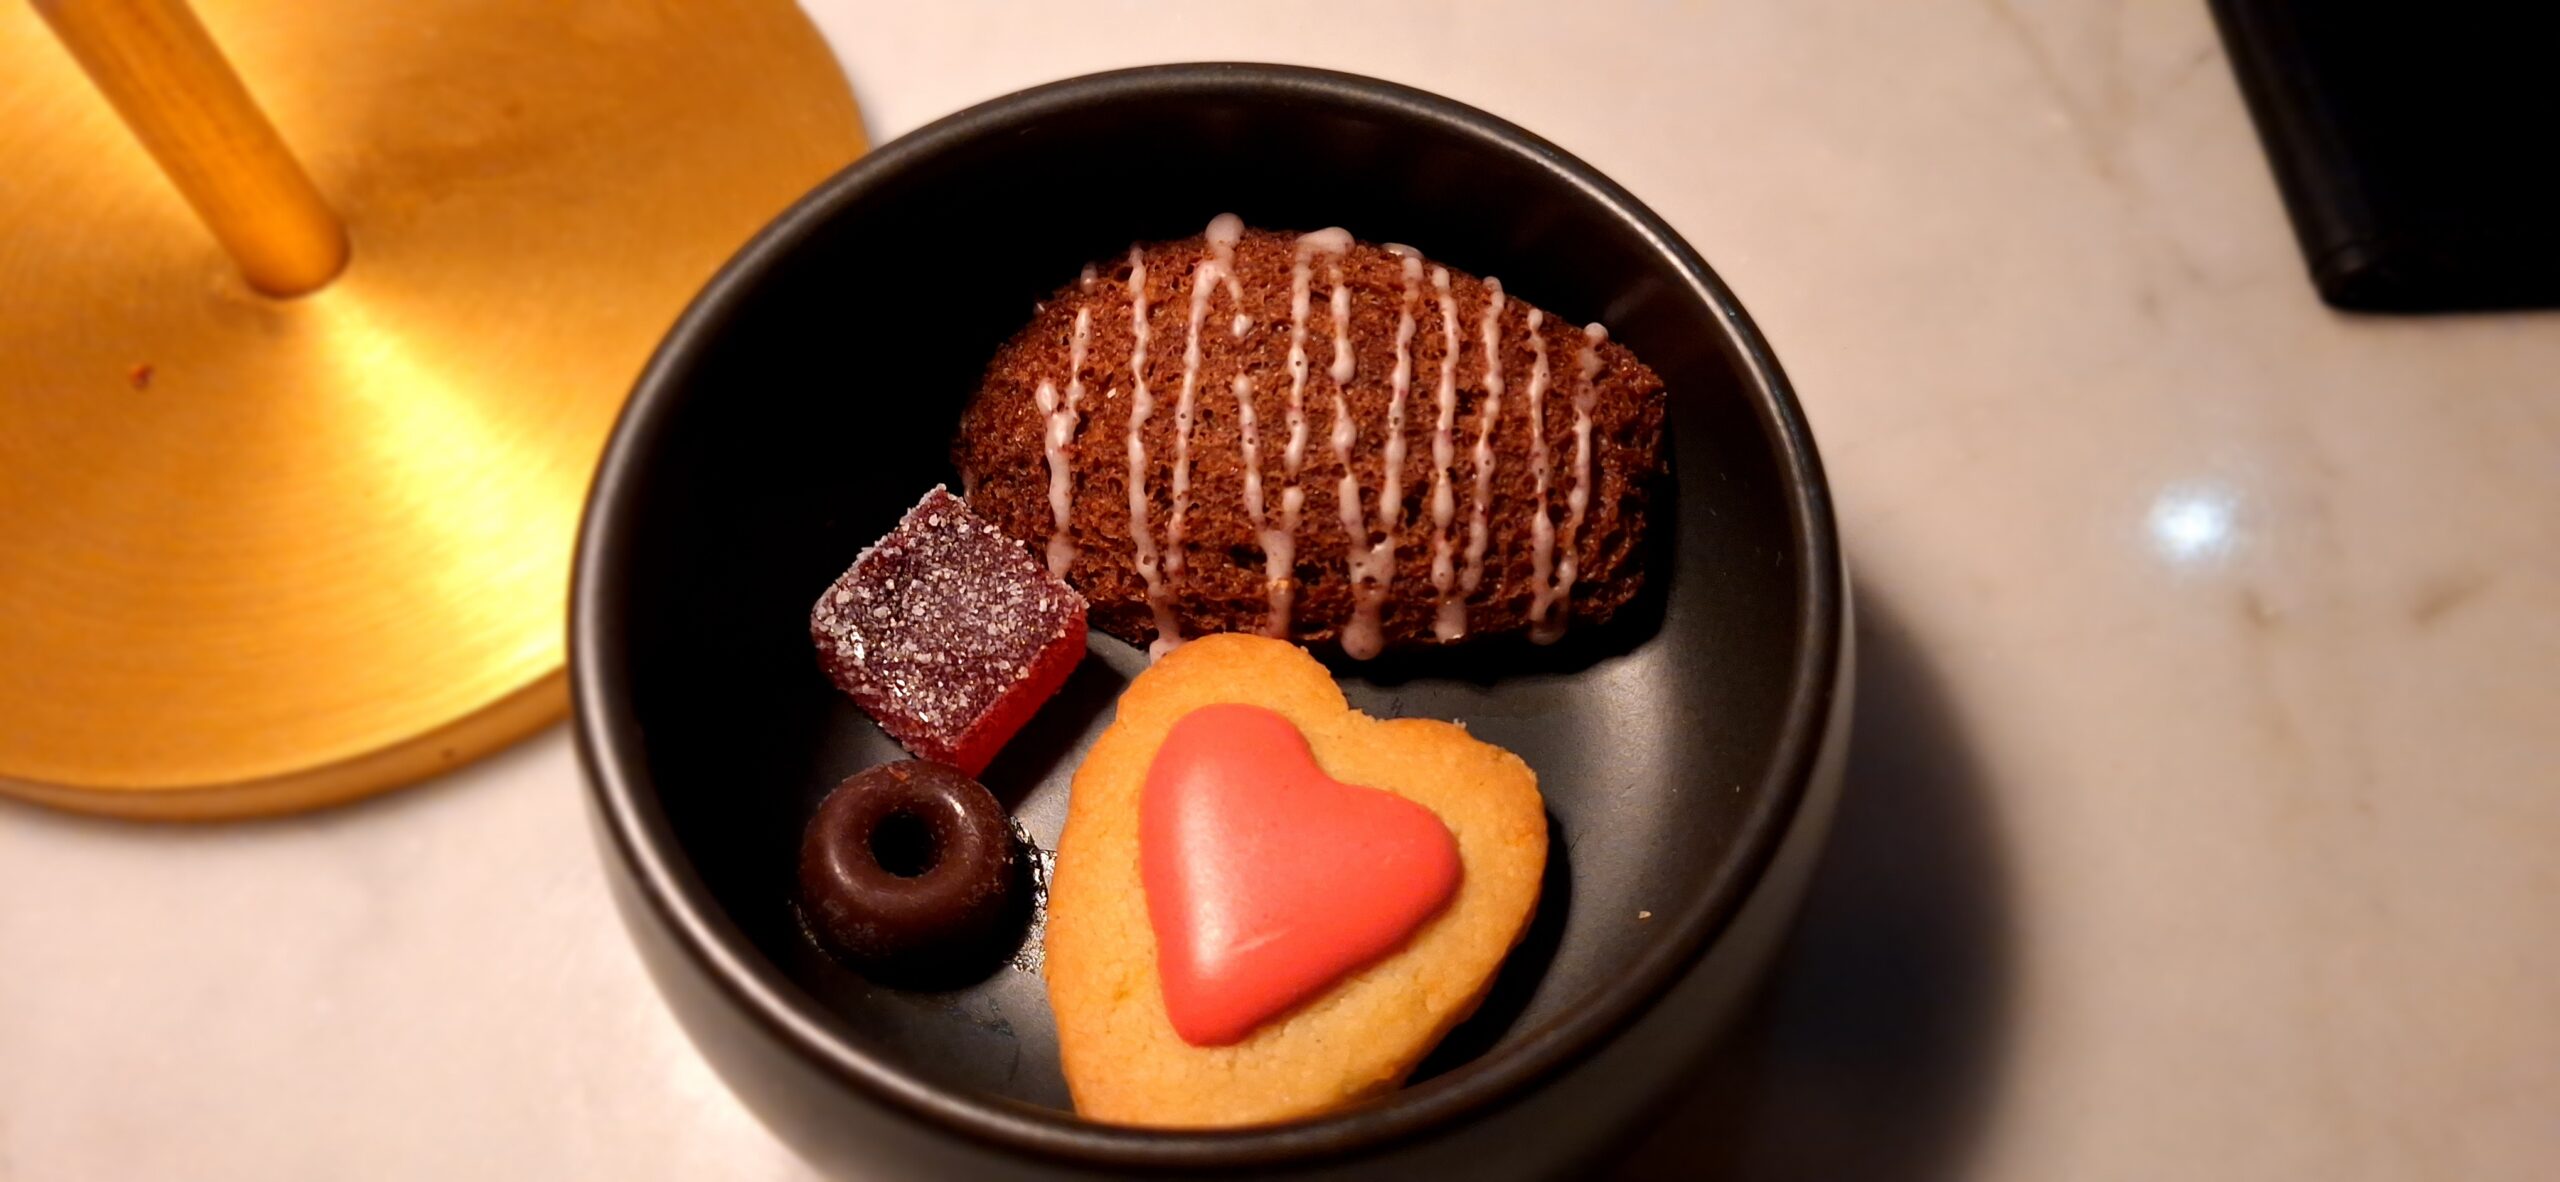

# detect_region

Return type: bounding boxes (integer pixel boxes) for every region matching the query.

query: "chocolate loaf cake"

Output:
[953,216,1667,659]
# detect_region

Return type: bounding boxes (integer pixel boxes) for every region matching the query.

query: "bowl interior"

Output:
[585,65,1817,1147]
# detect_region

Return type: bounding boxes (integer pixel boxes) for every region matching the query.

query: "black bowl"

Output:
[574,63,1850,1179]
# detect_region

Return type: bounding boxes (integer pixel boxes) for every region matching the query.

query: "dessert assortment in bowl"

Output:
[575,63,1845,1180]
[790,216,1668,1126]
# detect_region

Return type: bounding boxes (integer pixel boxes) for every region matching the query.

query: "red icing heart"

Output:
[1141,703,1463,1046]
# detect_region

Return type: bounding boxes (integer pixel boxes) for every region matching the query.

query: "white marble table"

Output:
[5,2,2554,1178]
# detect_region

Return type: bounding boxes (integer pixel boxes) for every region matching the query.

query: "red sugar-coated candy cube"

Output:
[810,486,1088,776]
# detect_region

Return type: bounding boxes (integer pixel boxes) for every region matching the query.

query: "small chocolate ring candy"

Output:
[798,761,1024,983]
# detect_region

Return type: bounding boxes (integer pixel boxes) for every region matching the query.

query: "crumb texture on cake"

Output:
[953,223,1667,657]
[1042,634,1548,1128]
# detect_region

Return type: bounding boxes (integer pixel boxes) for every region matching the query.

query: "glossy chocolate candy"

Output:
[798,761,1026,984]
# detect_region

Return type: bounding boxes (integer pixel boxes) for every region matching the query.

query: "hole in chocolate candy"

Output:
[870,811,938,878]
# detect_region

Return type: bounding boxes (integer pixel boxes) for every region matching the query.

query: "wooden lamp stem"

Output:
[36,0,347,295]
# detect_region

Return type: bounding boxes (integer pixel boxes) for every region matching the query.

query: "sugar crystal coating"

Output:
[811,486,1087,774]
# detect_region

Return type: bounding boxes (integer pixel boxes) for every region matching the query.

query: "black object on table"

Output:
[2209,1,2560,312]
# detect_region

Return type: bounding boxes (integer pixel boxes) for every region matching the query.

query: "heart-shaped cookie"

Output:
[1045,634,1547,1128]
[1142,703,1463,1046]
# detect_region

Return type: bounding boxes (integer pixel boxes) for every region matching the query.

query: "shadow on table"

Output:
[1612,588,2016,1182]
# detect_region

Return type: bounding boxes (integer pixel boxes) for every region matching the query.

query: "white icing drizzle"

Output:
[1299,226,1355,255]
[1322,252,1368,655]
[1426,266,1464,641]
[1084,224,1588,657]
[1327,264,1361,643]
[1448,277,1508,640]
[1232,372,1289,636]
[1272,229,1350,638]
[1285,252,1312,479]
[1205,212,1249,338]
[1034,304,1091,577]
[1078,263,1096,292]
[1535,321,1608,644]
[1523,308,1561,637]
[1170,216,1244,578]
[1120,248,1181,658]
[1337,246,1425,659]
[1327,273,1355,386]
[1035,378,1066,566]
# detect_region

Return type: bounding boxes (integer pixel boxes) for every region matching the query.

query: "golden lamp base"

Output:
[0,0,865,818]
